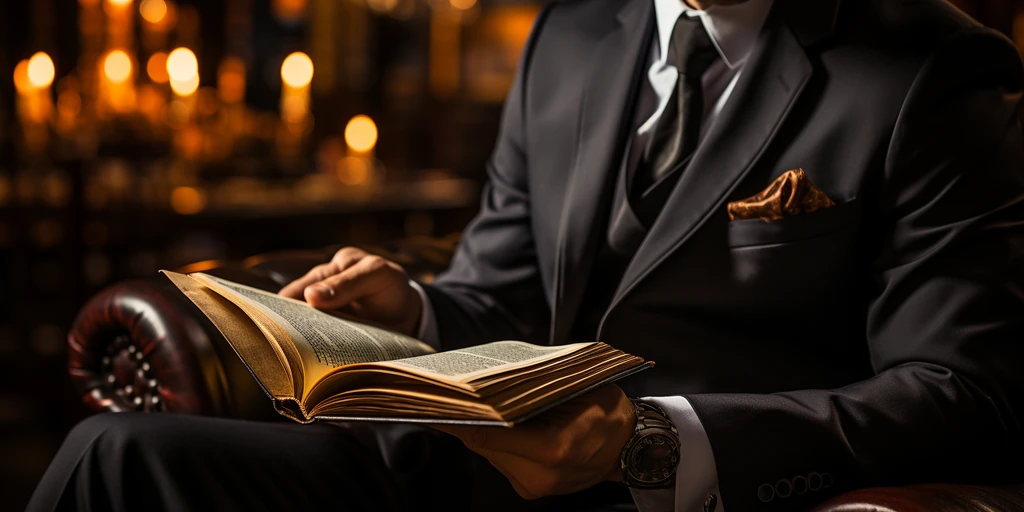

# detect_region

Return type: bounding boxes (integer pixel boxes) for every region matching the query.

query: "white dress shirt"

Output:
[411,0,773,510]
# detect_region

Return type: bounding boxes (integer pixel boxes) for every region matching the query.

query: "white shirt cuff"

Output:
[408,280,441,349]
[630,396,723,512]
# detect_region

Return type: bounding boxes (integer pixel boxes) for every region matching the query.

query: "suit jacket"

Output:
[421,0,1024,508]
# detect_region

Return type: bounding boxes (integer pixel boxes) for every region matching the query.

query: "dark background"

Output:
[0,0,1019,508]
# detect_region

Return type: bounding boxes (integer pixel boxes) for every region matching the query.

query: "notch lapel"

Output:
[550,0,654,344]
[605,11,815,320]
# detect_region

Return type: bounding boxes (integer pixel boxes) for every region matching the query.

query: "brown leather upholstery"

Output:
[810,483,1024,512]
[66,234,1022,510]
[67,277,274,418]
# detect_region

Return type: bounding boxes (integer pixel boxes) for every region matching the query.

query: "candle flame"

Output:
[281,52,314,88]
[345,115,378,153]
[27,52,56,89]
[166,48,198,83]
[103,50,133,83]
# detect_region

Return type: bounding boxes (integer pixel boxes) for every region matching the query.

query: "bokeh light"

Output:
[218,57,246,104]
[367,0,398,14]
[167,48,199,96]
[344,115,378,153]
[103,50,133,83]
[337,156,370,185]
[280,52,314,88]
[13,60,32,93]
[139,0,167,23]
[170,75,200,96]
[106,0,132,7]
[449,0,477,10]
[170,186,206,214]
[27,53,56,89]
[166,48,198,82]
[147,52,169,83]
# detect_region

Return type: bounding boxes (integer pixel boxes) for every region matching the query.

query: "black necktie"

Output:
[606,16,719,257]
[634,16,720,196]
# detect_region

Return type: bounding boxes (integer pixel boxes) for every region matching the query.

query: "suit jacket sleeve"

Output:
[684,29,1024,510]
[419,6,555,350]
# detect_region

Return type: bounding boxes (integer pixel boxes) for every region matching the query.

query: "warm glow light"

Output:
[13,60,32,93]
[280,52,314,88]
[166,47,198,82]
[107,0,132,7]
[103,50,133,83]
[366,0,398,14]
[344,115,378,153]
[170,74,199,96]
[139,0,167,23]
[27,53,56,89]
[147,52,169,83]
[449,0,476,10]
[170,186,206,214]
[337,157,370,185]
[272,0,308,23]
[218,57,246,104]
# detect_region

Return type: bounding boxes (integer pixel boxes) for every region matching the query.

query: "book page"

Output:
[161,270,297,399]
[193,273,436,387]
[383,341,591,382]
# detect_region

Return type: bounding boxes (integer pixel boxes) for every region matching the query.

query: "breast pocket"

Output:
[727,198,861,248]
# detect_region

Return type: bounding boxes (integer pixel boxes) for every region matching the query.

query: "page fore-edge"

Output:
[313,361,655,427]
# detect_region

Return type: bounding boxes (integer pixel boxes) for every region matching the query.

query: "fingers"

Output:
[278,263,334,299]
[304,255,395,310]
[278,247,367,299]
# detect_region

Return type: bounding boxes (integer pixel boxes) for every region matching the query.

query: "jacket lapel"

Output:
[605,9,817,318]
[550,0,654,344]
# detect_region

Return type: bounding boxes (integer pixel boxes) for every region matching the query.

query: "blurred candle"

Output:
[104,0,135,49]
[100,49,136,113]
[166,47,198,127]
[280,52,313,124]
[167,47,199,96]
[15,53,56,125]
[344,113,376,155]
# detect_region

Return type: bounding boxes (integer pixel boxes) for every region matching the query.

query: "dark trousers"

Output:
[28,413,636,512]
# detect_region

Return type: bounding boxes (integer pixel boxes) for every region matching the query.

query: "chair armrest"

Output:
[67,238,459,417]
[67,278,275,418]
[812,484,1024,512]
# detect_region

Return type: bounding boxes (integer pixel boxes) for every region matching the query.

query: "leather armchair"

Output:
[66,234,1024,511]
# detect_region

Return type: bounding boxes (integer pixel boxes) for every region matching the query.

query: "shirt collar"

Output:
[653,0,774,69]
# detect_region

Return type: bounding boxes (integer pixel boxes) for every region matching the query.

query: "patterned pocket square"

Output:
[727,168,836,222]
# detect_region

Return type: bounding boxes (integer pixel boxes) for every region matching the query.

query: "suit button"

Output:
[792,475,808,494]
[775,478,793,499]
[703,492,718,512]
[758,483,775,502]
[808,472,822,491]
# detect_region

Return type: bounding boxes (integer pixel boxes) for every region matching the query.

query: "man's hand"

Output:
[435,384,636,499]
[278,247,423,336]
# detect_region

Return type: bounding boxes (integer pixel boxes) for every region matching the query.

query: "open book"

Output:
[162,271,652,426]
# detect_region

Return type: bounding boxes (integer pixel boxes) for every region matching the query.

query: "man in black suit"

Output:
[30,0,1024,510]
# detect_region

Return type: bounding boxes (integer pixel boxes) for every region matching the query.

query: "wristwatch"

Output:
[620,399,680,489]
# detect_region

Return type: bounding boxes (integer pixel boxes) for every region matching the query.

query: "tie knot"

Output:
[667,16,719,81]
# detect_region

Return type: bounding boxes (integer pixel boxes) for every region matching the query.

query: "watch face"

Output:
[625,430,680,485]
